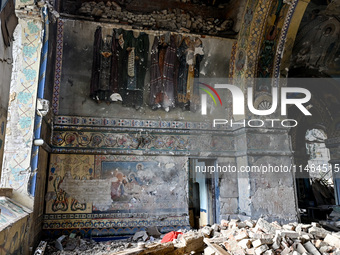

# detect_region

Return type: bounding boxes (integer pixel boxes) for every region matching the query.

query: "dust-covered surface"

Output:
[43,217,340,255]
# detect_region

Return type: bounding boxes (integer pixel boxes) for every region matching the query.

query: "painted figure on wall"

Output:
[110,169,128,200]
[311,24,339,68]
[90,26,122,104]
[149,33,177,112]
[110,163,151,201]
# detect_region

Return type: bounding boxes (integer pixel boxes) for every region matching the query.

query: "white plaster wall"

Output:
[1,18,42,210]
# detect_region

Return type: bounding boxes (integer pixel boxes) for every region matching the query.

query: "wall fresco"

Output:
[51,130,235,154]
[44,154,190,236]
[94,155,188,213]
[45,154,94,214]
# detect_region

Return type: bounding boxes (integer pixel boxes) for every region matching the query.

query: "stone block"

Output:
[234,231,248,241]
[223,239,243,254]
[303,241,321,255]
[178,232,204,253]
[272,233,281,250]
[238,239,251,249]
[324,234,340,248]
[246,248,255,254]
[245,220,256,228]
[294,242,307,253]
[143,242,175,255]
[252,239,264,248]
[254,244,269,255]
[282,224,295,231]
[308,227,330,239]
[319,245,333,253]
[279,230,299,239]
[255,218,277,235]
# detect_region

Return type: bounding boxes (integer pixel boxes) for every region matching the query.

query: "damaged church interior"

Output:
[2,0,340,254]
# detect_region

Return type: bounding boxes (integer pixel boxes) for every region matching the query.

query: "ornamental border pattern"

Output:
[52,19,64,115]
[43,216,189,230]
[246,0,273,78]
[273,0,299,79]
[229,41,238,78]
[51,130,235,153]
[55,115,215,130]
[44,212,186,220]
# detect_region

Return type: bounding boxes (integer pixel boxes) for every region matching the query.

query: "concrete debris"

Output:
[203,218,340,255]
[46,235,140,254]
[146,226,161,238]
[45,218,340,255]
[132,231,149,242]
[34,240,47,255]
[77,2,235,37]
[55,235,66,251]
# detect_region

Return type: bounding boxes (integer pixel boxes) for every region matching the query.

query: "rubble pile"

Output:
[43,218,340,255]
[45,235,138,255]
[77,1,234,36]
[202,218,340,255]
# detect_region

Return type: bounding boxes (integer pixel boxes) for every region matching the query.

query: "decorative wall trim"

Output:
[54,115,292,133]
[44,212,186,220]
[52,19,64,115]
[229,41,237,78]
[43,217,190,236]
[55,115,218,130]
[245,0,273,78]
[43,216,188,229]
[51,130,235,154]
[273,0,299,79]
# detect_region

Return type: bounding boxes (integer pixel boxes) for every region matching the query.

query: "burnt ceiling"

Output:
[289,1,340,77]
[57,0,243,38]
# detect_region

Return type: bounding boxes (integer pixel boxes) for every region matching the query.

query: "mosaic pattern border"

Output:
[273,0,298,78]
[52,130,235,152]
[245,0,273,78]
[44,212,187,220]
[229,41,237,78]
[55,115,216,130]
[52,19,64,115]
[43,216,189,230]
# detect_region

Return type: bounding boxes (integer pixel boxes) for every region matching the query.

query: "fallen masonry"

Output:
[43,218,340,255]
[76,1,235,37]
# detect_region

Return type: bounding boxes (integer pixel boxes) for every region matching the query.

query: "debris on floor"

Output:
[203,218,340,255]
[33,240,47,255]
[44,218,340,255]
